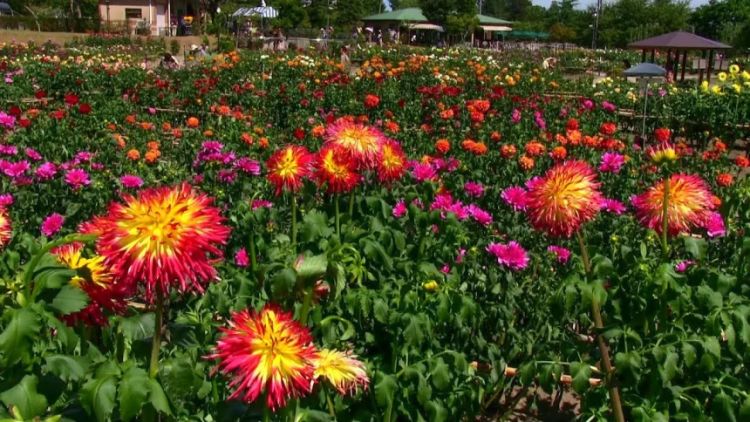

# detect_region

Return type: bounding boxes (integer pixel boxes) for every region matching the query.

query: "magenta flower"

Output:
[0,193,13,207]
[701,212,726,238]
[0,145,18,155]
[392,200,407,218]
[674,260,695,273]
[599,152,625,174]
[218,169,237,184]
[251,199,273,210]
[120,174,144,188]
[34,162,57,180]
[3,161,29,178]
[547,245,571,264]
[41,213,64,237]
[456,248,466,264]
[440,264,450,274]
[235,248,250,267]
[411,162,437,182]
[501,186,529,211]
[464,181,485,198]
[64,168,90,189]
[511,109,521,124]
[601,101,617,112]
[467,204,493,226]
[487,241,529,271]
[600,198,626,214]
[234,157,261,175]
[0,112,15,129]
[24,148,42,161]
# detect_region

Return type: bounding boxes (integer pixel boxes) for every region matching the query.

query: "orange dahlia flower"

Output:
[91,184,230,302]
[209,305,317,411]
[266,145,314,195]
[525,160,603,237]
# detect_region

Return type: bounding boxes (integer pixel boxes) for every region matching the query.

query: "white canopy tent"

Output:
[232,6,279,18]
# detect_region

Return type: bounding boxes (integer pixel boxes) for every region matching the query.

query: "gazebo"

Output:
[628,31,731,84]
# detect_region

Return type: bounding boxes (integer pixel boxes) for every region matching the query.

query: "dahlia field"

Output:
[1,40,750,421]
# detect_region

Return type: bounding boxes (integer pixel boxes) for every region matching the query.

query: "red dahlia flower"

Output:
[377,140,407,183]
[324,118,385,170]
[314,146,359,194]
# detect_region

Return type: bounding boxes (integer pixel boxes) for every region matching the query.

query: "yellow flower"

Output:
[733,84,742,94]
[718,72,727,82]
[742,71,750,81]
[700,81,709,92]
[729,64,739,75]
[423,280,439,292]
[711,85,722,95]
[311,349,369,395]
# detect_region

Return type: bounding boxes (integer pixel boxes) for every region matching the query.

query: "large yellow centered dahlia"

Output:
[92,183,230,302]
[53,242,127,326]
[314,146,359,194]
[377,139,407,184]
[525,160,603,238]
[312,349,369,395]
[209,305,317,411]
[324,118,386,170]
[266,145,314,195]
[0,208,11,250]
[631,174,722,236]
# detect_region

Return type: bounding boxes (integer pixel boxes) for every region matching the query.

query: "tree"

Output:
[419,0,476,26]
[690,0,750,48]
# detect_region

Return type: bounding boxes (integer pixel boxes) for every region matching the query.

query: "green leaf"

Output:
[118,368,149,421]
[711,392,736,422]
[118,313,155,341]
[683,237,707,261]
[403,316,425,346]
[374,372,397,407]
[703,336,721,359]
[270,268,297,298]
[430,359,451,391]
[682,342,697,367]
[35,266,77,290]
[416,375,432,405]
[592,255,614,278]
[51,285,89,315]
[80,375,117,422]
[294,254,328,284]
[45,355,86,382]
[147,379,171,415]
[570,363,592,394]
[373,299,388,324]
[739,396,750,418]
[0,375,48,420]
[519,362,535,386]
[0,308,42,365]
[425,400,448,422]
[161,357,201,400]
[300,210,333,241]
[696,286,723,310]
[659,351,680,383]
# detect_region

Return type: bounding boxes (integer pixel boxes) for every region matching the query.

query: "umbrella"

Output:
[623,63,666,138]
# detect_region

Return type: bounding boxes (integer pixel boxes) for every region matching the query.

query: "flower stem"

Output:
[325,388,337,417]
[576,231,625,422]
[149,290,164,379]
[661,175,670,257]
[348,189,355,219]
[291,195,298,249]
[335,194,341,239]
[299,286,314,325]
[249,230,257,270]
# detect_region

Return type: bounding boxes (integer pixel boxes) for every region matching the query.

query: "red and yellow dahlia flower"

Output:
[324,118,385,170]
[92,183,230,302]
[525,160,603,238]
[312,349,369,395]
[266,145,314,195]
[377,139,407,183]
[0,208,10,250]
[315,146,360,194]
[209,305,317,411]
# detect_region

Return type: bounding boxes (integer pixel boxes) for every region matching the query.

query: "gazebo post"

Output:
[650,49,655,62]
[641,49,646,62]
[665,48,671,78]
[707,49,713,84]
[680,50,687,82]
[699,50,706,84]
